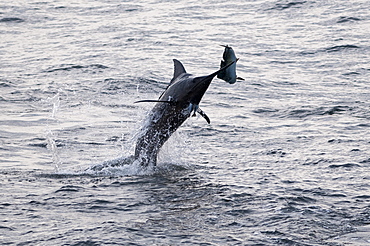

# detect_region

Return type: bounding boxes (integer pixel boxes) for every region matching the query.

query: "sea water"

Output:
[1,0,370,245]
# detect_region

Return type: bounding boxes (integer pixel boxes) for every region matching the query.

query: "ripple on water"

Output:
[0,17,25,23]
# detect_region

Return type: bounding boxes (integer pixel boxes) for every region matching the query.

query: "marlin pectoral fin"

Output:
[236,76,245,81]
[134,100,175,104]
[197,108,210,124]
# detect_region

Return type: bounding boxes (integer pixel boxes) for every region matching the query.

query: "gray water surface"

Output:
[1,0,370,245]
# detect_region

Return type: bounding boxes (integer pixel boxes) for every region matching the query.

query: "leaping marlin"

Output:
[134,59,236,167]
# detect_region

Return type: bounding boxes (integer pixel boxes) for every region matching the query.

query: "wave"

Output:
[44,64,109,73]
[253,105,352,119]
[289,105,350,118]
[28,136,112,149]
[0,17,24,23]
[359,158,370,164]
[55,185,84,193]
[96,76,165,96]
[300,44,361,55]
[328,163,361,169]
[0,79,14,88]
[337,16,361,23]
[267,1,307,11]
[324,45,360,53]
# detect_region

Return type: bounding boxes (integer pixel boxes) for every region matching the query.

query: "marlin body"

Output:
[134,59,235,167]
[217,45,244,84]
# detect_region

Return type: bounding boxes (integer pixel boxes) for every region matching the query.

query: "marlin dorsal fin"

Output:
[171,59,187,83]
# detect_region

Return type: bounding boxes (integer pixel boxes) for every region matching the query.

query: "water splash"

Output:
[44,91,62,171]
[45,130,62,172]
[84,155,156,176]
[49,91,61,119]
[83,155,191,177]
[158,130,190,166]
[83,122,191,176]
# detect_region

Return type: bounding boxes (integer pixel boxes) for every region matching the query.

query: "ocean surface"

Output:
[1,0,370,245]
